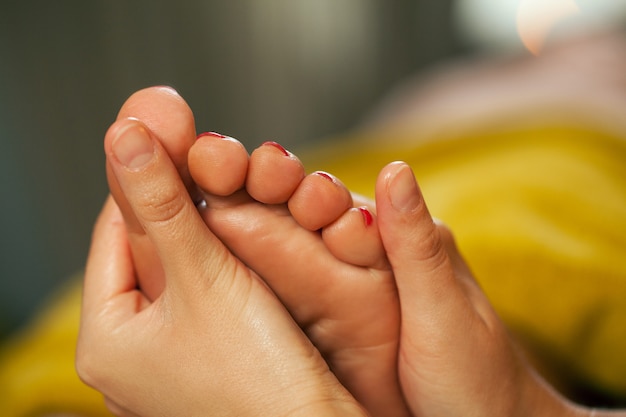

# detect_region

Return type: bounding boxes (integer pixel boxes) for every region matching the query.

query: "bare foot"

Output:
[188,137,410,417]
[84,118,367,417]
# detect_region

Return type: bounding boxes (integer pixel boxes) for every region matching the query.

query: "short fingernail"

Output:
[387,162,421,212]
[112,123,155,169]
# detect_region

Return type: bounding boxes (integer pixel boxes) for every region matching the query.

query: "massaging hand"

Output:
[374,162,591,417]
[75,118,366,417]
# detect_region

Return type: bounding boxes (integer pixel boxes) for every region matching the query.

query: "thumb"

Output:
[375,162,473,329]
[105,118,234,298]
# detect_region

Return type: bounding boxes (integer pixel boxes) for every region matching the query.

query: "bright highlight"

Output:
[516,0,581,55]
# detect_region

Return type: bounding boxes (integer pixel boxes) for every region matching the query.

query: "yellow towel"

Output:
[303,124,626,401]
[0,123,624,415]
[0,278,111,416]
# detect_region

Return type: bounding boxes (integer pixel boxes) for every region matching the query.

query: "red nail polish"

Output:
[314,171,334,183]
[262,141,289,156]
[197,131,227,140]
[358,207,373,226]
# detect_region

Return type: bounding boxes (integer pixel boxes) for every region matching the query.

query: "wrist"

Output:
[274,377,369,417]
[515,367,589,417]
[242,361,368,417]
[285,398,369,417]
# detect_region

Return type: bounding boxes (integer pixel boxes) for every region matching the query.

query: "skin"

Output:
[189,138,602,417]
[187,135,408,417]
[81,86,623,417]
[105,86,198,302]
[374,161,601,417]
[105,87,410,417]
[76,119,367,417]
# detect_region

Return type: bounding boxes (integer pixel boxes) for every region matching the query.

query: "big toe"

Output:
[108,86,198,233]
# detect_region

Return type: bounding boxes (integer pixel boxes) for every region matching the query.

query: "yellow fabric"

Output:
[0,278,112,417]
[303,124,626,399]
[0,123,624,415]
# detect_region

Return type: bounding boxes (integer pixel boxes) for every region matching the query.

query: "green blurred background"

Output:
[7,0,587,338]
[0,0,472,338]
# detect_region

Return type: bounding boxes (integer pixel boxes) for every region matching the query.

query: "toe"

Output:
[108,86,197,234]
[322,206,389,269]
[288,171,353,231]
[105,86,196,301]
[247,141,306,204]
[189,132,249,196]
[117,86,196,182]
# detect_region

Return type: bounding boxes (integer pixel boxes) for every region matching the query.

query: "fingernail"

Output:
[112,123,155,170]
[387,162,421,213]
[197,131,227,140]
[262,141,289,156]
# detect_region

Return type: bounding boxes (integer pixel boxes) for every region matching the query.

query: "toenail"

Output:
[197,131,227,140]
[358,207,374,226]
[262,141,290,156]
[112,123,155,170]
[314,171,335,183]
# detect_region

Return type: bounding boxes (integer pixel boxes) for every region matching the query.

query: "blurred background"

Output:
[1,0,624,339]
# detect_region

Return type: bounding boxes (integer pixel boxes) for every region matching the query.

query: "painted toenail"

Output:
[197,131,227,139]
[358,207,374,226]
[314,171,335,183]
[112,123,155,170]
[262,141,290,156]
[387,163,421,213]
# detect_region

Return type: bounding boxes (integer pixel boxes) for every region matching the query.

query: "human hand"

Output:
[375,161,589,417]
[104,86,198,302]
[76,118,367,417]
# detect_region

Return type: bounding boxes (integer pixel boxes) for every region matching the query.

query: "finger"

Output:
[105,87,197,301]
[105,118,232,297]
[107,86,198,236]
[435,219,500,324]
[81,196,140,322]
[375,162,473,327]
[436,220,475,282]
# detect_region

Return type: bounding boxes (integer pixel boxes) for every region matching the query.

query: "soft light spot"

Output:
[517,0,581,55]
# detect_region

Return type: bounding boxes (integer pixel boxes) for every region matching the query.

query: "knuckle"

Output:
[136,182,188,226]
[434,219,456,245]
[75,328,115,391]
[104,397,127,416]
[419,227,448,265]
[75,343,101,389]
[403,220,450,274]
